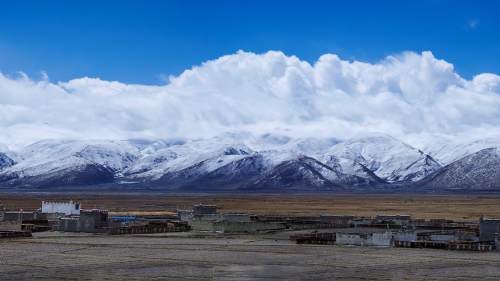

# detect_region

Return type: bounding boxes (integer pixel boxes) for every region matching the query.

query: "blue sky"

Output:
[0,0,499,84]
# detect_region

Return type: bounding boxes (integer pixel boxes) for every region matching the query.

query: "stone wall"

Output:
[479,218,500,242]
[0,221,22,231]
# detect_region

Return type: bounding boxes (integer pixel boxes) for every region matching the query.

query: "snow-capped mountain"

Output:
[416,148,500,191]
[245,156,377,191]
[0,152,15,171]
[415,136,500,165]
[0,140,139,187]
[322,134,441,183]
[0,133,499,191]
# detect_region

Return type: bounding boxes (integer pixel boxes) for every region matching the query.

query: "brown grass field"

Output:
[2,192,500,221]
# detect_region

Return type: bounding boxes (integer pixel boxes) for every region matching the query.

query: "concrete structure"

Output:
[393,231,417,242]
[375,215,411,226]
[181,205,287,233]
[222,213,251,222]
[479,217,500,242]
[291,232,336,244]
[319,215,354,226]
[187,219,215,232]
[109,221,190,235]
[0,221,22,231]
[352,218,374,227]
[214,220,285,234]
[177,210,194,221]
[335,233,362,246]
[58,217,79,232]
[369,232,393,247]
[55,209,109,233]
[42,201,80,215]
[0,203,4,221]
[193,204,217,216]
[178,204,221,231]
[79,209,109,233]
[395,240,494,251]
[336,231,393,247]
[2,211,38,222]
[430,233,457,242]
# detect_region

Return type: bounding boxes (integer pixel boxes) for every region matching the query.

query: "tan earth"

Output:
[1,231,500,281]
[2,193,500,221]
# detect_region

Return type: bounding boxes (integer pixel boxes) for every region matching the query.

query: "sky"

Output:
[0,0,499,84]
[1,1,500,148]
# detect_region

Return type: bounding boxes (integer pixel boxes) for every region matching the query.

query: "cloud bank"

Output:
[1,50,500,148]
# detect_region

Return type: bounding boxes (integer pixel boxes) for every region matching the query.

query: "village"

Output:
[1,200,500,252]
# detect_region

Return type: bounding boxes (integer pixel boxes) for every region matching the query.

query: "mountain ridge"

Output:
[1,133,499,192]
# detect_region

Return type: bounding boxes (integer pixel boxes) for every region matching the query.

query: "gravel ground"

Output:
[1,231,500,280]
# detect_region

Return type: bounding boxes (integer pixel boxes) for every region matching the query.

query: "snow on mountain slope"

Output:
[155,154,267,190]
[0,140,141,187]
[245,156,374,190]
[246,156,343,190]
[124,137,255,181]
[414,135,500,165]
[248,134,340,155]
[325,134,441,183]
[3,132,495,190]
[7,140,139,175]
[0,153,15,171]
[322,155,387,184]
[417,148,500,190]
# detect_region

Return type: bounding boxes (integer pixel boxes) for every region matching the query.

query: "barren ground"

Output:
[1,231,500,281]
[2,193,500,220]
[2,193,500,280]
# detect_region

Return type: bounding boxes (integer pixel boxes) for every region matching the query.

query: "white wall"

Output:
[41,201,80,215]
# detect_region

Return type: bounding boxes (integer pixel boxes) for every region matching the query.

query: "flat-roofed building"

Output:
[480,217,500,242]
[42,201,80,216]
[193,204,217,216]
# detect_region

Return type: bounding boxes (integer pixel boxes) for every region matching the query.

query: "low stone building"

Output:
[177,210,194,221]
[352,218,374,227]
[429,233,457,242]
[178,204,221,231]
[79,209,109,233]
[0,203,4,221]
[375,215,411,226]
[479,217,500,242]
[214,220,285,234]
[0,220,22,231]
[336,231,393,247]
[393,231,417,242]
[319,215,354,227]
[2,211,39,222]
[193,204,217,216]
[55,209,109,233]
[58,217,80,232]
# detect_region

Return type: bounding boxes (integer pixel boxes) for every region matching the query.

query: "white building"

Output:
[41,201,80,215]
[336,231,393,247]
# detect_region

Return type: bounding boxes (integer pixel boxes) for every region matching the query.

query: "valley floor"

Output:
[1,231,500,281]
[2,192,500,220]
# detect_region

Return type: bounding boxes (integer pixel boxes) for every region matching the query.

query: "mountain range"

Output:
[1,133,499,192]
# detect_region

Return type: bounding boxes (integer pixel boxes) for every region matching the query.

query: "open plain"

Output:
[2,192,500,220]
[2,193,500,280]
[1,231,500,281]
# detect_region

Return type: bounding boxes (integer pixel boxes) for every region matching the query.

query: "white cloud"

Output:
[1,50,500,148]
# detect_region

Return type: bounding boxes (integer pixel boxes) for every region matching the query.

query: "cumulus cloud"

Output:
[1,50,500,148]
